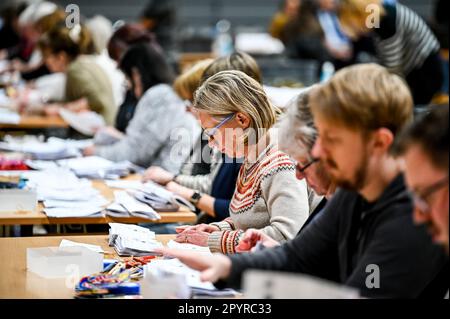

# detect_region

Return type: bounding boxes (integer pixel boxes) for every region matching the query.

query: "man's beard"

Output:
[331,148,370,191]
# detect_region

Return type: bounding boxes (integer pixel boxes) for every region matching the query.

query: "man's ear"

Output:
[235,112,251,129]
[373,128,395,154]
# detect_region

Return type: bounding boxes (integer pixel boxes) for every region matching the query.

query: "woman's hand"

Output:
[175,224,220,234]
[175,229,210,246]
[236,229,280,252]
[155,248,232,283]
[143,166,174,185]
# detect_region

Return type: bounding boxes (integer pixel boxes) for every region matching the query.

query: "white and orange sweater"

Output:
[207,144,309,254]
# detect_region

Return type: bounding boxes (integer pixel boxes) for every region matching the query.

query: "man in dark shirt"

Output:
[158,64,448,298]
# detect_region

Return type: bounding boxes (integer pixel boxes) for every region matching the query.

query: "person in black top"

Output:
[158,64,448,298]
[395,105,449,255]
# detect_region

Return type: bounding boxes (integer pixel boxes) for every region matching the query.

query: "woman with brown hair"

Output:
[38,23,117,125]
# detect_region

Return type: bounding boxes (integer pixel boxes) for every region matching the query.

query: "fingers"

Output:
[175,225,191,233]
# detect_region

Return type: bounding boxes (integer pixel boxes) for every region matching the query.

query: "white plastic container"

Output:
[0,189,37,212]
[27,246,103,279]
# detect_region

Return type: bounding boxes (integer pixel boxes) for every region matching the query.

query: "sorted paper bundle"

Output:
[105,191,161,220]
[137,181,195,212]
[23,169,108,217]
[57,156,133,179]
[108,223,163,256]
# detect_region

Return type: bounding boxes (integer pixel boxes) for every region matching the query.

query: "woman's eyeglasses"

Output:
[203,114,235,140]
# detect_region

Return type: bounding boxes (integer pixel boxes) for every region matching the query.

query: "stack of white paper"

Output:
[59,108,105,136]
[137,181,195,212]
[57,156,132,179]
[106,180,194,212]
[23,169,108,218]
[0,136,90,160]
[108,223,163,256]
[105,190,161,220]
[146,258,238,297]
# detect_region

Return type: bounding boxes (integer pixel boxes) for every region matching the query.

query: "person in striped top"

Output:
[175,70,310,254]
[339,0,443,105]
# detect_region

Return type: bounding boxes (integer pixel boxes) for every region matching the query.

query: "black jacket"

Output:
[222,174,448,298]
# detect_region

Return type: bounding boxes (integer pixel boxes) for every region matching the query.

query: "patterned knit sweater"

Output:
[207,144,309,254]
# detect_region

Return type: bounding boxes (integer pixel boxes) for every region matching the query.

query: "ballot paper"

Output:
[57,156,133,179]
[59,108,105,136]
[243,270,360,299]
[23,168,109,217]
[59,239,104,254]
[138,181,196,212]
[0,137,79,160]
[108,223,162,256]
[44,206,104,218]
[108,190,161,220]
[145,258,238,297]
[106,180,194,212]
[166,240,211,255]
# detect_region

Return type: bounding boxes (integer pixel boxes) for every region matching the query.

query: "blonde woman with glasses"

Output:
[175,70,310,254]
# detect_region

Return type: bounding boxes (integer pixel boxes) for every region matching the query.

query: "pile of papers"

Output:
[0,136,92,160]
[108,223,163,256]
[106,180,195,212]
[145,258,238,297]
[23,168,108,218]
[57,156,134,179]
[59,108,105,136]
[105,190,161,220]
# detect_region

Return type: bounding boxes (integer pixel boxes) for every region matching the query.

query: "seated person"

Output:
[158,64,448,298]
[107,23,158,132]
[238,87,335,251]
[83,42,200,173]
[38,23,117,125]
[174,70,310,254]
[145,52,266,224]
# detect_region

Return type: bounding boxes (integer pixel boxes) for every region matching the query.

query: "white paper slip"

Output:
[59,108,105,136]
[105,202,130,217]
[60,239,104,254]
[105,180,144,190]
[166,240,212,255]
[44,196,109,208]
[44,207,104,218]
[114,190,160,220]
[243,270,360,299]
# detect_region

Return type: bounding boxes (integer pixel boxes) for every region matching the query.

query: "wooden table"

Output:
[0,235,174,298]
[0,115,68,130]
[0,176,197,232]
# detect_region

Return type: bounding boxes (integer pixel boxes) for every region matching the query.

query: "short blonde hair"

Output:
[310,63,413,137]
[173,59,214,101]
[193,70,279,145]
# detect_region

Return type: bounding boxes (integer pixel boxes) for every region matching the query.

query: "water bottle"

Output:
[320,61,335,83]
[212,19,234,57]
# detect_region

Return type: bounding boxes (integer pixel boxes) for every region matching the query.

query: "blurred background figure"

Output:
[139,0,175,53]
